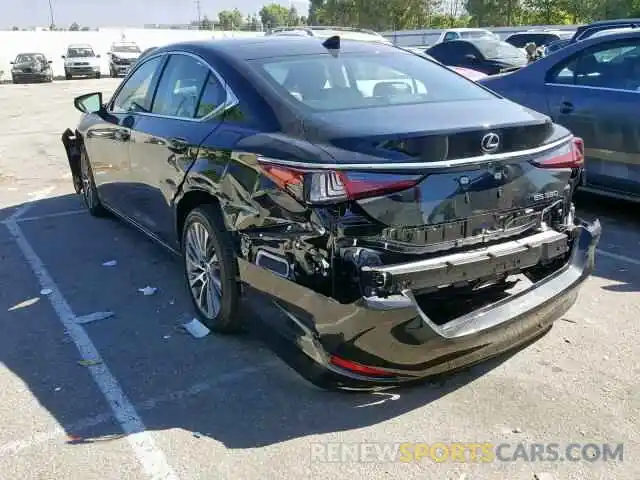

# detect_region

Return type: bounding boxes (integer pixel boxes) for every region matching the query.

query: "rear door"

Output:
[128,52,228,245]
[544,38,640,196]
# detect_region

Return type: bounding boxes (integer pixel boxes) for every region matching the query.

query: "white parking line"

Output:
[4,204,179,480]
[14,209,87,223]
[597,249,640,267]
[0,361,279,458]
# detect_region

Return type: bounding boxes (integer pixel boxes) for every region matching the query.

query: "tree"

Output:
[259,4,290,29]
[218,9,244,30]
[287,6,301,26]
[69,22,80,31]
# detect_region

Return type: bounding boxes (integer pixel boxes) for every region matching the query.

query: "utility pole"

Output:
[195,0,202,29]
[47,0,55,30]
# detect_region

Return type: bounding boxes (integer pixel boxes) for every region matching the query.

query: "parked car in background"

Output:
[403,47,488,81]
[61,36,599,390]
[543,18,640,56]
[267,26,392,45]
[62,44,101,79]
[427,38,528,75]
[10,53,53,83]
[108,41,142,77]
[505,30,574,52]
[479,30,640,202]
[436,28,497,43]
[139,46,158,60]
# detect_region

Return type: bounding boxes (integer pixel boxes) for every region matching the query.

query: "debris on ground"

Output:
[40,288,52,295]
[102,260,117,267]
[169,299,175,305]
[163,335,171,339]
[512,427,523,433]
[75,311,115,324]
[138,286,158,296]
[560,318,577,324]
[563,338,571,344]
[182,317,211,338]
[78,359,102,367]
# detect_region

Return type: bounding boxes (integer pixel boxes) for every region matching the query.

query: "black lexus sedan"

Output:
[10,52,54,83]
[61,36,600,390]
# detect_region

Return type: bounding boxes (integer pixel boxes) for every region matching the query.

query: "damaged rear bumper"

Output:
[239,219,600,388]
[61,128,83,194]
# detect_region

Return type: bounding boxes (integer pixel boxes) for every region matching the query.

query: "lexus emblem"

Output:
[481,132,501,154]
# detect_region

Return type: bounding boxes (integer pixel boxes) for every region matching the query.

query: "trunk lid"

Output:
[303,100,574,253]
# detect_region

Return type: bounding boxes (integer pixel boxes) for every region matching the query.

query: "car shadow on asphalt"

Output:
[0,193,635,452]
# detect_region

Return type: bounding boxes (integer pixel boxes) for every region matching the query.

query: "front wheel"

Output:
[80,145,107,217]
[182,205,242,333]
[95,72,101,79]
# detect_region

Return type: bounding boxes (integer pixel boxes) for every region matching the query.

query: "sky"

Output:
[2,0,310,29]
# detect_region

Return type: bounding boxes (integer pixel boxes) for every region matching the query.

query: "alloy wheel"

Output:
[80,153,95,209]
[185,221,222,319]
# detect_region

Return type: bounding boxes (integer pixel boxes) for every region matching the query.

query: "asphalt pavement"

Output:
[0,78,638,480]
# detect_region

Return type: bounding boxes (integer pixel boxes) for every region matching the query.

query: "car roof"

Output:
[153,36,401,61]
[445,28,490,32]
[67,44,94,49]
[16,52,46,56]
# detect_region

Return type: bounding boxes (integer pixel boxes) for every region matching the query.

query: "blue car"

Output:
[480,30,640,202]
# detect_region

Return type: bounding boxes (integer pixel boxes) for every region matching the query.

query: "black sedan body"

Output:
[10,53,54,83]
[61,37,600,389]
[480,30,640,203]
[426,38,528,75]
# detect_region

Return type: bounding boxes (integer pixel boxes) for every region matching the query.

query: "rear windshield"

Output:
[506,33,559,48]
[252,52,495,112]
[473,40,526,60]
[67,47,95,57]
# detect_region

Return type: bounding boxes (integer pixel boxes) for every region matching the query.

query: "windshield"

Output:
[474,40,525,59]
[67,47,95,57]
[15,54,44,63]
[252,52,495,112]
[112,44,141,53]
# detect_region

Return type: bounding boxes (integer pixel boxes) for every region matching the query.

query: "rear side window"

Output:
[443,32,459,42]
[254,52,495,112]
[152,54,210,119]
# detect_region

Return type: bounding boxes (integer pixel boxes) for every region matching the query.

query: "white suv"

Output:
[62,44,101,79]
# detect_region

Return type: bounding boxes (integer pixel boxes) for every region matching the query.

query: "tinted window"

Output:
[428,42,475,62]
[112,44,141,53]
[443,32,459,42]
[548,39,640,90]
[196,74,227,118]
[460,31,493,39]
[152,54,210,119]
[253,51,494,112]
[15,54,45,63]
[112,56,163,113]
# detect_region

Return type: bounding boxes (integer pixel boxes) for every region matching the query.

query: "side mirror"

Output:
[61,55,66,59]
[9,61,14,64]
[74,92,103,114]
[96,54,101,58]
[48,60,53,64]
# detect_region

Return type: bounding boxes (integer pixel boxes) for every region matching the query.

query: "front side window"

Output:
[253,51,495,112]
[111,56,163,113]
[151,54,212,119]
[548,40,640,90]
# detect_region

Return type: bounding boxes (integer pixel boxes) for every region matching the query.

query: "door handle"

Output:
[168,137,188,154]
[115,128,130,141]
[560,101,574,114]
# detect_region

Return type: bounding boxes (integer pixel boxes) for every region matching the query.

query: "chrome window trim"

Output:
[545,82,640,94]
[108,50,239,122]
[257,135,573,171]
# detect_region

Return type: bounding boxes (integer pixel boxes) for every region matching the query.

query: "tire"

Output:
[12,78,19,84]
[181,205,242,333]
[79,145,107,217]
[65,71,72,80]
[95,72,101,79]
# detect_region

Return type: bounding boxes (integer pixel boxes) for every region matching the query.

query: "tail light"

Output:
[258,158,422,205]
[532,137,584,169]
[329,354,396,377]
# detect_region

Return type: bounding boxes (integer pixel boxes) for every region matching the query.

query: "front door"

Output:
[96,54,166,215]
[128,53,229,245]
[544,37,640,197]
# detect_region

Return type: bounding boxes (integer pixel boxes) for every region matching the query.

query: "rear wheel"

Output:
[65,70,72,80]
[181,205,242,333]
[95,72,101,79]
[80,145,107,217]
